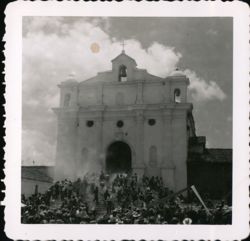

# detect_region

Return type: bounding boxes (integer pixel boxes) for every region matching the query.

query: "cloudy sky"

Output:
[22,17,232,165]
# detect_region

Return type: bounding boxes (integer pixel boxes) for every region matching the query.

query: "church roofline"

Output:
[21,166,54,183]
[187,148,232,163]
[59,80,78,88]
[79,78,168,87]
[111,52,137,65]
[98,70,112,74]
[76,102,193,113]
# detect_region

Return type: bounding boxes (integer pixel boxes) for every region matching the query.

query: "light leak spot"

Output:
[90,42,100,53]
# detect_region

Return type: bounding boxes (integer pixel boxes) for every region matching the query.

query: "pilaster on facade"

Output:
[135,110,145,169]
[161,110,175,169]
[96,112,104,168]
[136,81,144,104]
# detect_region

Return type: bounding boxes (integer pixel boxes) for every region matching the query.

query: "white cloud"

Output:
[184,69,226,102]
[127,41,182,77]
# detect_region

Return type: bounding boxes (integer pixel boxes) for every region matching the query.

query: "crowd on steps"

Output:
[21,172,232,224]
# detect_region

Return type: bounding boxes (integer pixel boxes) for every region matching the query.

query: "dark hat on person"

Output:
[171,217,179,224]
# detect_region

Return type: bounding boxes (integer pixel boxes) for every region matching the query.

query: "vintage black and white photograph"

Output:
[21,15,233,225]
[4,1,249,240]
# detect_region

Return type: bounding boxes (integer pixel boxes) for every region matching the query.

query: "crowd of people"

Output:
[21,172,232,224]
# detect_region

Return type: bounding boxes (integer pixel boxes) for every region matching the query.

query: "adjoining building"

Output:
[53,50,206,192]
[21,166,54,197]
[187,137,232,201]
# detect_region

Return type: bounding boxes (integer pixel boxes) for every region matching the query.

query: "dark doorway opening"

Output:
[106,141,132,174]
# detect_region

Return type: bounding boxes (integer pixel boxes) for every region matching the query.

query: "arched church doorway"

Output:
[106,141,132,174]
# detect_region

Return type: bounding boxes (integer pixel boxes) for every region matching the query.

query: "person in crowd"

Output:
[93,186,99,204]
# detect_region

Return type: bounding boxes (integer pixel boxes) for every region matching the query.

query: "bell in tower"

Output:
[119,65,127,82]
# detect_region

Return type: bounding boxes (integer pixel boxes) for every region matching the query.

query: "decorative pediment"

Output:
[111,52,137,66]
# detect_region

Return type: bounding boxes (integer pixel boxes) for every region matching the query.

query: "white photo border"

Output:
[3,1,249,240]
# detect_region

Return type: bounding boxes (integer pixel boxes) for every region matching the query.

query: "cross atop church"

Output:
[121,40,126,53]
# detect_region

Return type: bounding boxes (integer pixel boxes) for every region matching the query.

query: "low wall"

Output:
[22,179,52,197]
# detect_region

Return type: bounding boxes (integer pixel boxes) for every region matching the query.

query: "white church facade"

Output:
[53,50,197,192]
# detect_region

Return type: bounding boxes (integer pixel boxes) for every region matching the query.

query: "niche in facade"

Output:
[174,88,181,103]
[86,120,94,127]
[149,145,158,167]
[148,119,156,126]
[116,120,124,128]
[119,65,127,82]
[64,93,71,107]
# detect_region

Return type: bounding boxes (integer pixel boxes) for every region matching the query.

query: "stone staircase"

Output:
[96,200,107,216]
[83,188,107,216]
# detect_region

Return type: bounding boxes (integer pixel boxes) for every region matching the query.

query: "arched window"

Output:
[174,88,181,103]
[149,145,157,167]
[119,65,127,82]
[64,93,71,107]
[115,92,124,105]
